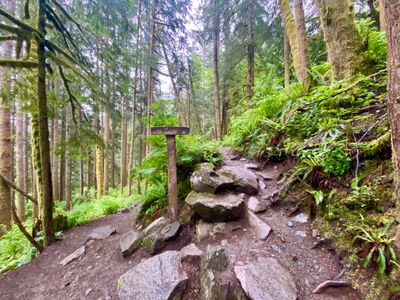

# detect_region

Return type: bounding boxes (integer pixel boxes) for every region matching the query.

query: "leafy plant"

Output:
[348,215,397,275]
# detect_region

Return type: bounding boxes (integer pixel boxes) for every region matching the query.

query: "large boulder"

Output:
[218,166,259,195]
[117,251,188,300]
[190,163,233,194]
[185,191,245,222]
[234,257,297,300]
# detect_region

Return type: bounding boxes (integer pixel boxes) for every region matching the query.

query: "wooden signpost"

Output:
[150,126,190,221]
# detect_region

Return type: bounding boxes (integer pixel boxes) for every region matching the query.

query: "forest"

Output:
[0,0,400,299]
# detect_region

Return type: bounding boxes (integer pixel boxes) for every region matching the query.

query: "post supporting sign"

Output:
[150,126,190,221]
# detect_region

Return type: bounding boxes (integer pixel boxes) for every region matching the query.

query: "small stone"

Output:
[248,211,272,240]
[274,166,278,170]
[85,288,93,296]
[244,163,259,170]
[291,213,309,223]
[240,157,247,161]
[196,222,214,241]
[295,231,306,238]
[312,229,318,238]
[143,217,169,236]
[247,196,267,213]
[220,239,228,247]
[271,244,282,254]
[60,246,86,266]
[117,208,129,214]
[161,221,181,241]
[258,180,266,190]
[287,221,293,227]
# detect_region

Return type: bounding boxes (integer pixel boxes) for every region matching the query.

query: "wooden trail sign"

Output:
[150,126,190,221]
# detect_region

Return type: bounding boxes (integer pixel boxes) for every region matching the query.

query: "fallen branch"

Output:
[0,173,38,205]
[312,280,352,294]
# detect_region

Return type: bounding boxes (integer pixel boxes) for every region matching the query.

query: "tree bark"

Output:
[314,0,365,81]
[59,111,65,201]
[103,112,109,194]
[367,0,379,27]
[213,0,222,140]
[111,119,115,188]
[0,0,14,235]
[95,116,103,200]
[51,115,59,201]
[65,109,71,210]
[284,31,290,88]
[120,99,128,193]
[379,0,386,31]
[37,0,55,246]
[16,100,25,221]
[383,0,400,248]
[246,0,255,100]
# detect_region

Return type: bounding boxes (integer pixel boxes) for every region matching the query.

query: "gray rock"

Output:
[60,246,86,266]
[202,245,228,272]
[234,257,297,300]
[185,191,245,222]
[287,221,293,227]
[201,269,229,300]
[117,251,188,300]
[258,179,266,190]
[295,230,307,238]
[143,217,169,236]
[218,166,259,195]
[120,230,143,257]
[196,222,214,241]
[85,288,93,296]
[248,211,272,240]
[291,212,309,223]
[190,163,233,194]
[244,163,259,170]
[181,243,204,265]
[88,225,116,240]
[143,221,180,255]
[271,244,282,254]
[247,196,267,213]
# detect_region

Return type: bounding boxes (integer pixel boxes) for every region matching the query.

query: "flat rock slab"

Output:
[60,246,86,266]
[186,191,245,222]
[120,229,143,257]
[143,217,169,236]
[234,257,297,300]
[247,196,267,213]
[87,225,116,240]
[218,166,259,195]
[248,211,272,240]
[117,251,188,300]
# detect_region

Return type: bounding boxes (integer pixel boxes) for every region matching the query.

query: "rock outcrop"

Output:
[218,166,259,195]
[185,191,245,222]
[190,163,233,193]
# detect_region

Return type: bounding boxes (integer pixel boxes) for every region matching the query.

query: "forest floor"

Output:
[0,148,364,300]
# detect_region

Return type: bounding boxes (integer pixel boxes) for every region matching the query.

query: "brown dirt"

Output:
[0,147,364,300]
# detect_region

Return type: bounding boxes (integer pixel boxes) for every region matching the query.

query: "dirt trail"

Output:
[0,148,362,300]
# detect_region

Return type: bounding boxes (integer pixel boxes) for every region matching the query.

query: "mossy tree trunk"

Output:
[383,0,400,248]
[37,0,55,246]
[51,114,59,201]
[246,0,255,100]
[16,100,25,221]
[213,0,222,141]
[65,109,71,211]
[103,112,109,194]
[283,31,290,88]
[314,0,365,82]
[379,0,386,31]
[95,116,103,200]
[120,98,128,193]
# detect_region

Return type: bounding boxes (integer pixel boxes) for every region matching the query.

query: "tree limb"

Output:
[0,59,38,68]
[0,173,38,205]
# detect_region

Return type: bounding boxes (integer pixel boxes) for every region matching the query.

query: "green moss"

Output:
[360,132,391,159]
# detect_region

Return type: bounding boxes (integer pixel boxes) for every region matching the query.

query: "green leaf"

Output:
[363,247,375,268]
[377,247,386,275]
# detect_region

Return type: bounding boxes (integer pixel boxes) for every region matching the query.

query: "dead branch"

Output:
[312,280,352,294]
[0,173,38,205]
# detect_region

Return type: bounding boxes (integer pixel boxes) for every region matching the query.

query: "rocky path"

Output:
[0,147,362,300]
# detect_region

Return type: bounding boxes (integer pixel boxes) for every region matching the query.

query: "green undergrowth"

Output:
[0,188,136,274]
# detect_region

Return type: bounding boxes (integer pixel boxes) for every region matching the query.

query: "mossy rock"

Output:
[360,132,391,159]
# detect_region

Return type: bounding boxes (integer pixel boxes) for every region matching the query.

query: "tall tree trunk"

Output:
[383,0,400,248]
[128,0,142,196]
[379,0,386,31]
[314,0,365,81]
[293,0,313,91]
[86,149,91,195]
[280,0,313,90]
[24,114,29,199]
[16,94,25,221]
[246,0,255,100]
[95,116,103,200]
[31,158,38,219]
[284,31,290,88]
[0,0,14,234]
[103,112,109,194]
[51,115,59,201]
[79,113,84,196]
[213,0,222,140]
[137,102,143,194]
[367,0,379,27]
[120,99,128,193]
[37,0,54,246]
[65,110,71,211]
[59,112,66,200]
[111,119,115,188]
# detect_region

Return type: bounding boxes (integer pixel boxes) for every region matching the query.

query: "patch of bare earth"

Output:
[0,147,363,299]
